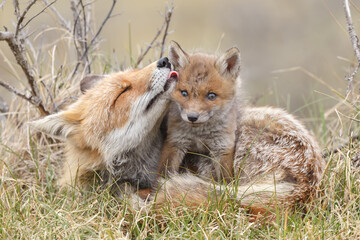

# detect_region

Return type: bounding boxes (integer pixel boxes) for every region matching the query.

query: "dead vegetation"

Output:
[0,0,359,239]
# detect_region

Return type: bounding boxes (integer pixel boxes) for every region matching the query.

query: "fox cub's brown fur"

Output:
[156,41,325,216]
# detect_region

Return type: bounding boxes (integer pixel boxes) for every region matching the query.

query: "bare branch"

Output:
[72,0,117,76]
[136,0,174,66]
[20,0,57,31]
[323,134,360,157]
[0,31,13,40]
[159,0,174,58]
[14,0,37,38]
[0,30,49,115]
[0,0,7,9]
[80,0,90,73]
[42,0,71,32]
[343,0,360,96]
[136,24,165,67]
[0,97,9,113]
[87,0,117,54]
[13,0,20,19]
[0,79,40,107]
[40,80,58,112]
[70,0,83,61]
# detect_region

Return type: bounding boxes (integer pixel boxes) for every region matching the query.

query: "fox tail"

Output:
[131,171,305,221]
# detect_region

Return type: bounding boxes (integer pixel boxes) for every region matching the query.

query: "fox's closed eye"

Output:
[113,86,131,105]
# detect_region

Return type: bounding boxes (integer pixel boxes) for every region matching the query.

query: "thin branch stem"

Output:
[0,0,6,9]
[0,96,8,113]
[159,0,174,58]
[136,24,165,67]
[0,79,39,106]
[42,0,71,32]
[20,0,57,31]
[14,0,37,39]
[80,0,90,73]
[343,0,360,96]
[0,30,49,115]
[71,0,117,76]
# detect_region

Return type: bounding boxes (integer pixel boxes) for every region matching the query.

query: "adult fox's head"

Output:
[30,58,178,155]
[168,41,241,125]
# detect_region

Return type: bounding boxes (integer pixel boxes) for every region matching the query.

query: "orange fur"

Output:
[152,41,326,222]
[30,60,176,190]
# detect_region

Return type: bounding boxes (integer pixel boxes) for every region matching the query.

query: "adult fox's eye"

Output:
[207,92,217,101]
[181,90,188,97]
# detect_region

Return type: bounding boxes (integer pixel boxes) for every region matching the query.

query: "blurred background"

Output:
[0,0,355,120]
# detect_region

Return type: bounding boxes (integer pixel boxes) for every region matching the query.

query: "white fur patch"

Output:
[102,67,174,173]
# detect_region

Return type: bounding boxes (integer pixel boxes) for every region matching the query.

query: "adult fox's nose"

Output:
[187,113,199,122]
[157,57,171,69]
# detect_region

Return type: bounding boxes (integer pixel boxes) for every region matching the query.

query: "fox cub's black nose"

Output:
[187,113,199,122]
[157,57,171,69]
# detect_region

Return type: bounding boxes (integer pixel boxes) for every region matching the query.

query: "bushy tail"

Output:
[133,171,300,220]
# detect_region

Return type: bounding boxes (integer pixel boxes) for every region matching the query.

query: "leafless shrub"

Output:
[0,0,175,118]
[0,0,119,116]
[136,0,174,67]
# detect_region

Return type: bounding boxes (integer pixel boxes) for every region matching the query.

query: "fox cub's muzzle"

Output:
[187,113,199,122]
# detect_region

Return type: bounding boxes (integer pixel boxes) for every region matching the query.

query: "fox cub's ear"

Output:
[80,74,105,94]
[29,112,78,139]
[215,47,241,80]
[168,40,189,69]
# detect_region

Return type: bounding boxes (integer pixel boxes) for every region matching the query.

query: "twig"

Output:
[0,79,40,107]
[343,0,360,96]
[42,0,71,32]
[71,0,82,60]
[87,0,117,54]
[13,0,20,19]
[79,0,91,73]
[20,0,57,31]
[136,24,165,67]
[0,0,6,9]
[0,30,49,115]
[337,110,360,122]
[136,0,174,66]
[159,0,174,58]
[14,0,37,39]
[323,134,360,157]
[0,97,9,113]
[71,0,117,76]
[41,80,58,112]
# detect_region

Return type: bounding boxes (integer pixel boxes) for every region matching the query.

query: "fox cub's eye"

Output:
[207,92,217,101]
[181,90,189,97]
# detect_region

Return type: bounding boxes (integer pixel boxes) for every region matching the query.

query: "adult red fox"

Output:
[155,41,326,218]
[31,58,178,193]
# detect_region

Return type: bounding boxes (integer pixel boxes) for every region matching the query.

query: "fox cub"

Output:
[157,41,325,213]
[157,42,240,182]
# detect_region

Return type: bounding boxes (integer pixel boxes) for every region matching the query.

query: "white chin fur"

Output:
[102,67,173,173]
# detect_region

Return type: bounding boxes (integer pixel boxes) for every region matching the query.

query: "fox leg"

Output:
[218,146,235,183]
[58,146,104,187]
[158,140,186,177]
[58,158,90,187]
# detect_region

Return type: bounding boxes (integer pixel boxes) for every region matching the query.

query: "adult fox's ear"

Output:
[80,74,106,94]
[168,40,189,69]
[29,111,79,139]
[215,47,241,80]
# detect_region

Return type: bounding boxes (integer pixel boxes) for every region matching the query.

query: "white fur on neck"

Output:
[102,68,174,173]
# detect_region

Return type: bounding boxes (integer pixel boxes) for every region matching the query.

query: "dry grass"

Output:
[1,2,360,239]
[1,62,360,239]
